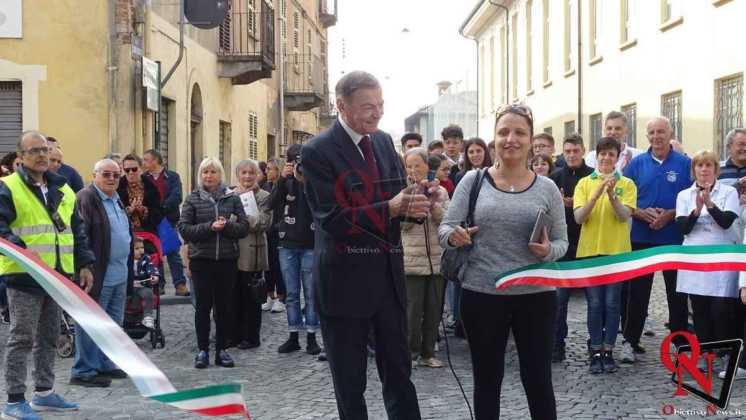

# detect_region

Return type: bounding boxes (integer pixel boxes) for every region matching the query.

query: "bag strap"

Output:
[465,168,487,227]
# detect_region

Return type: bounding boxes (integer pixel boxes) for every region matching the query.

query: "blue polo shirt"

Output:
[94,185,131,286]
[623,147,692,245]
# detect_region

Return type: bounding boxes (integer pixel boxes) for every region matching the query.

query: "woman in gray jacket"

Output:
[438,105,567,420]
[229,160,272,349]
[179,157,249,369]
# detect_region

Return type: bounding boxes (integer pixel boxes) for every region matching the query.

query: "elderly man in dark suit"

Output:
[302,71,430,419]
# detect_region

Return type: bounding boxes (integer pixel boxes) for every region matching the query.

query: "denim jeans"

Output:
[447,282,462,321]
[72,282,126,378]
[279,247,318,333]
[585,283,622,350]
[166,250,186,287]
[553,288,571,347]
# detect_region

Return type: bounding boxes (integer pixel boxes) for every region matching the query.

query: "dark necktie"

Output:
[358,135,380,180]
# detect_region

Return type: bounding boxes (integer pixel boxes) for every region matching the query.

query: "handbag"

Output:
[440,168,487,284]
[157,218,182,255]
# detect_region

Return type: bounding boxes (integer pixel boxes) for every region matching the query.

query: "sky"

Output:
[327,0,478,138]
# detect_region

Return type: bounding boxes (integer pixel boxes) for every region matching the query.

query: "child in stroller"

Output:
[124,232,165,349]
[132,236,158,329]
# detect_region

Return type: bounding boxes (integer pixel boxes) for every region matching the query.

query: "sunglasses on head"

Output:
[496,104,534,123]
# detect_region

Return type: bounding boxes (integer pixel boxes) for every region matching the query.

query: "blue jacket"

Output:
[57,163,84,193]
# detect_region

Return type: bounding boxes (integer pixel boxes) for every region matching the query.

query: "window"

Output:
[0,82,22,155]
[293,12,300,50]
[544,126,553,135]
[661,0,682,23]
[279,0,287,42]
[542,0,550,83]
[589,113,603,149]
[620,0,637,45]
[715,74,744,159]
[156,97,174,167]
[292,131,312,145]
[564,120,576,137]
[511,13,518,99]
[589,0,601,59]
[489,37,496,111]
[564,0,572,72]
[500,26,506,104]
[622,103,638,147]
[661,91,683,143]
[219,2,232,52]
[526,0,533,92]
[248,112,258,160]
[219,121,232,183]
[248,0,256,36]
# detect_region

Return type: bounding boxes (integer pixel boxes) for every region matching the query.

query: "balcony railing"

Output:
[319,0,338,28]
[284,54,325,95]
[217,0,275,84]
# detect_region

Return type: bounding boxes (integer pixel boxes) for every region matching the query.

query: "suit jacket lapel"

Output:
[332,121,368,175]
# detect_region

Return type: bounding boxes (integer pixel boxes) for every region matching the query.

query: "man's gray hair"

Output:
[335,71,380,101]
[646,116,672,131]
[726,128,746,149]
[17,131,47,153]
[198,157,225,183]
[404,147,429,165]
[234,159,260,177]
[93,158,120,173]
[605,111,628,127]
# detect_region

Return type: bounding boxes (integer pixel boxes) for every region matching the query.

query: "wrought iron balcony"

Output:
[319,0,337,28]
[217,0,275,85]
[284,54,325,112]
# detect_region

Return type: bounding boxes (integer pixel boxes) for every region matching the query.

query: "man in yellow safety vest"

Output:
[0,131,95,419]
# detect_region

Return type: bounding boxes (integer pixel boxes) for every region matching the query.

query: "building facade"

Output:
[461,0,745,158]
[0,0,335,190]
[404,82,478,143]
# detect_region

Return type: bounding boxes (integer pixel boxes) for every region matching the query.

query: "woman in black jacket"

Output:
[178,157,250,369]
[118,154,163,234]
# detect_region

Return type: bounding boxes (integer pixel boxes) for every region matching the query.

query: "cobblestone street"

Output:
[1,278,745,419]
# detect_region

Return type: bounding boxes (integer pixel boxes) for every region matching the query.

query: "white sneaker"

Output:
[620,341,636,363]
[142,316,154,329]
[261,297,273,312]
[719,367,746,380]
[271,300,286,313]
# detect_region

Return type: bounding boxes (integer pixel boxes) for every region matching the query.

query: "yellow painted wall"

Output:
[0,0,110,181]
[468,0,746,157]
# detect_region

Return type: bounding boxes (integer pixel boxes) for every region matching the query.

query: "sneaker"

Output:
[601,351,618,373]
[620,342,636,363]
[101,369,127,379]
[69,374,111,388]
[174,283,190,296]
[194,350,209,369]
[552,345,566,363]
[317,351,327,362]
[719,367,746,380]
[643,318,655,337]
[271,300,285,313]
[142,316,154,329]
[306,334,321,355]
[1,308,8,324]
[30,392,79,412]
[261,297,273,312]
[632,343,646,354]
[215,350,235,368]
[237,340,260,350]
[589,352,604,374]
[446,315,456,329]
[2,401,40,420]
[418,357,444,368]
[278,335,300,353]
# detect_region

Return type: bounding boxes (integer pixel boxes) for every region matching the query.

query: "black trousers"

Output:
[621,242,689,346]
[460,289,557,420]
[265,232,286,298]
[689,294,741,344]
[191,258,236,352]
[231,270,263,346]
[320,281,421,420]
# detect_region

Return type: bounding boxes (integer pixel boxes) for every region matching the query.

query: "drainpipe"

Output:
[278,1,285,155]
[489,0,509,104]
[577,0,582,134]
[161,0,185,87]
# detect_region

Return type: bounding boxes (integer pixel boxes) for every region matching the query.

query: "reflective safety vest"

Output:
[0,172,76,275]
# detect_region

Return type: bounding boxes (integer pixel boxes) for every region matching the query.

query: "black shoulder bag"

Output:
[440,168,487,284]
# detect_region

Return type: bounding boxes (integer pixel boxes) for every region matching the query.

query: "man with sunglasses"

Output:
[0,131,95,419]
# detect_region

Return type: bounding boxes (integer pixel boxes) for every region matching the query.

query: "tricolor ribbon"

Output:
[495,244,746,290]
[0,238,250,418]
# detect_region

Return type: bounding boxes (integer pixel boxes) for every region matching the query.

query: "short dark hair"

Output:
[335,71,380,101]
[531,153,555,174]
[533,133,555,145]
[428,140,444,152]
[144,149,164,165]
[400,132,423,148]
[441,125,464,141]
[462,137,493,172]
[133,237,144,246]
[563,133,584,148]
[258,161,268,176]
[46,136,58,145]
[427,154,442,171]
[122,153,143,167]
[596,137,621,156]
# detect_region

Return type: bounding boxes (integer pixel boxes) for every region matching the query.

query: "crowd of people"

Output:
[1,68,746,420]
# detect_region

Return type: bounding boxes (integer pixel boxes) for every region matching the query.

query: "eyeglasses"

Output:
[22,147,50,156]
[99,171,121,179]
[123,167,139,173]
[496,104,534,124]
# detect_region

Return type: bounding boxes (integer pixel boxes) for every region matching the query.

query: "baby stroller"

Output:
[124,231,165,349]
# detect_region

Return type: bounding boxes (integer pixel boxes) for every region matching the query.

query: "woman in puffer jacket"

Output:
[401,148,450,368]
[229,159,272,350]
[179,157,249,369]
